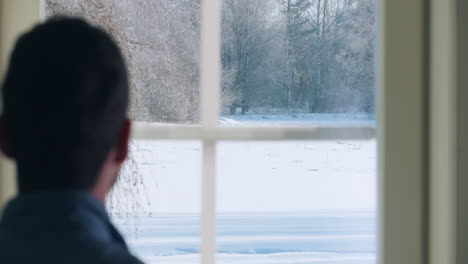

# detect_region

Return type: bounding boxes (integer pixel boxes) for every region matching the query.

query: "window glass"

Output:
[45,1,202,262]
[217,140,377,264]
[220,0,376,127]
[111,140,201,263]
[46,0,201,124]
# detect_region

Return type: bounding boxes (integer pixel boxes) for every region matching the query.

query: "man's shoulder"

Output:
[93,250,144,264]
[69,240,144,264]
[0,192,144,264]
[0,231,143,264]
[97,244,144,264]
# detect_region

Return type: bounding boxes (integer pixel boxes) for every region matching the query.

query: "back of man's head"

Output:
[1,17,129,193]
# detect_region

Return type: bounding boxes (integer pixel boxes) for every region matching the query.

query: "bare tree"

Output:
[222,0,279,113]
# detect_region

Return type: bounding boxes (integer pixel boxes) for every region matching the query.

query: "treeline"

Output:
[46,0,375,123]
[222,0,376,114]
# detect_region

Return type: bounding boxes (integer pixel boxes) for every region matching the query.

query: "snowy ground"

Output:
[219,113,375,127]
[144,252,375,264]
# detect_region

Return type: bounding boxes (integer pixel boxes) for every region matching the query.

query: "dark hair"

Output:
[1,17,129,192]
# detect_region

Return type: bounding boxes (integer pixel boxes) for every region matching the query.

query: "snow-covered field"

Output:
[145,252,375,264]
[114,115,377,264]
[219,113,375,127]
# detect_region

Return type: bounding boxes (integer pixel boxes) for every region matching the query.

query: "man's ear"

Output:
[115,119,131,164]
[0,116,13,159]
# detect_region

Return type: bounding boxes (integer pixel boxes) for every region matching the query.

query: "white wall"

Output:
[0,0,43,209]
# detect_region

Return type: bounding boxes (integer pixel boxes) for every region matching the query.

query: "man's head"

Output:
[0,17,130,201]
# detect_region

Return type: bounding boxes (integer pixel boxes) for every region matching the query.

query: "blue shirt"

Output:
[0,191,143,264]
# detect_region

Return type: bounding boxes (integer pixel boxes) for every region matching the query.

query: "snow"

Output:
[144,252,375,264]
[219,113,375,127]
[120,138,376,213]
[135,113,376,128]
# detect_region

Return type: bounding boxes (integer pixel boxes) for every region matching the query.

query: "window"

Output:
[0,0,436,263]
[44,0,378,263]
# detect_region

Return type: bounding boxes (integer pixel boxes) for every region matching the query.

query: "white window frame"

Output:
[0,1,441,264]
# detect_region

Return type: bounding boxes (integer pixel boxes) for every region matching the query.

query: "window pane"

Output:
[109,140,201,263]
[45,0,200,124]
[220,0,376,127]
[217,140,377,264]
